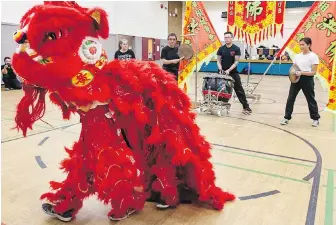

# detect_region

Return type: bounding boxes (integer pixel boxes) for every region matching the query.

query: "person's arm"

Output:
[161,48,181,65]
[114,51,118,60]
[163,58,183,65]
[298,65,318,76]
[131,50,135,59]
[1,65,8,75]
[216,47,223,72]
[225,46,240,74]
[301,64,318,76]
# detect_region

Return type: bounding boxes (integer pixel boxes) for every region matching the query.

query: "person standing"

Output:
[1,57,22,90]
[217,32,252,114]
[160,33,184,81]
[280,37,320,127]
[114,39,135,60]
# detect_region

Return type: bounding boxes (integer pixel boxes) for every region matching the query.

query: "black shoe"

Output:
[42,203,73,222]
[243,107,252,114]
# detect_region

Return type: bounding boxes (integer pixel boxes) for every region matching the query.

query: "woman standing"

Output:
[114,39,135,60]
[281,37,320,127]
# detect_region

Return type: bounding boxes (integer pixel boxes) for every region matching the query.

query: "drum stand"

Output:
[196,88,231,117]
[232,82,261,104]
[195,74,233,117]
[240,44,261,104]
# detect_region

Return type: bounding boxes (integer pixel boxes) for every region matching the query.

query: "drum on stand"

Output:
[202,73,235,103]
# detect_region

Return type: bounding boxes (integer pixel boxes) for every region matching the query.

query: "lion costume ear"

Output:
[88,8,109,39]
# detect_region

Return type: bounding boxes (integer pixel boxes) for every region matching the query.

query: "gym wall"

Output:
[168,1,183,41]
[1,1,169,39]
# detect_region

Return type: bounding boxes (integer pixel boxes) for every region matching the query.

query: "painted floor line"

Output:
[213,144,316,164]
[214,162,310,184]
[38,137,49,146]
[214,147,314,168]
[238,190,280,201]
[35,156,47,169]
[1,122,80,143]
[324,170,334,225]
[200,118,336,140]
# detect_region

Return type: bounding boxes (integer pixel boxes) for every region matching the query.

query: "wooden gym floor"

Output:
[1,74,336,225]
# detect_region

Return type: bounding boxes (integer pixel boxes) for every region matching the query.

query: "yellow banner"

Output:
[178,1,221,93]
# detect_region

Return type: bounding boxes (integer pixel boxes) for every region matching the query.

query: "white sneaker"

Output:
[280,119,289,125]
[312,120,319,127]
[156,203,170,209]
[109,209,136,221]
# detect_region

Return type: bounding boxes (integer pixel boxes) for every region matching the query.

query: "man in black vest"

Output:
[217,32,252,114]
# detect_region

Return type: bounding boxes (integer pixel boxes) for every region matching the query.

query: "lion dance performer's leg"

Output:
[40,140,95,221]
[41,105,148,221]
[157,110,236,210]
[95,146,148,220]
[90,106,148,220]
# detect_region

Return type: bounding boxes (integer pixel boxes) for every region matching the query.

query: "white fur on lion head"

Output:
[78,37,103,64]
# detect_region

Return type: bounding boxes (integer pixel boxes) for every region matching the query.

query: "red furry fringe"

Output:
[14,84,47,136]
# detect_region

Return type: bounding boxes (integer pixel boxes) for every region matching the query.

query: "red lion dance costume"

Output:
[12,1,234,222]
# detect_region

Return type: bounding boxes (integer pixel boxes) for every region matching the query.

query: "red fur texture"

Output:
[12,1,235,220]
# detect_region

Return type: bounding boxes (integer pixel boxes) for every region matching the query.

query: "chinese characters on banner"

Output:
[278,1,336,112]
[227,1,286,46]
[178,1,221,93]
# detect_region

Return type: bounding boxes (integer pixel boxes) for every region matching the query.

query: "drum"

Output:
[202,74,235,103]
[289,64,300,83]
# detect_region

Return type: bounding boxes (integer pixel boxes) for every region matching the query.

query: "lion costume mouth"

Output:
[16,42,53,65]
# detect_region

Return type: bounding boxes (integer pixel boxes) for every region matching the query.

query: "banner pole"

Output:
[195,34,198,104]
[252,57,277,93]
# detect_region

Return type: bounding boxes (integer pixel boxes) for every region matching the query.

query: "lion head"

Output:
[12,1,109,90]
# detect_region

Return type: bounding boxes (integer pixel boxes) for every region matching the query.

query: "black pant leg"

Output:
[171,70,178,81]
[284,82,301,120]
[163,68,178,81]
[301,77,320,120]
[231,72,249,108]
[14,78,22,89]
[2,77,10,89]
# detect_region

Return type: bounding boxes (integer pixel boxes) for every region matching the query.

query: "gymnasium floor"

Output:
[1,74,336,225]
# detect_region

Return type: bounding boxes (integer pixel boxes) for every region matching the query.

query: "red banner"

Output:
[227,1,235,27]
[227,1,286,46]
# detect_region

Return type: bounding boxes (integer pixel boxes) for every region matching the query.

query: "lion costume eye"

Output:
[45,32,56,40]
[44,30,62,41]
